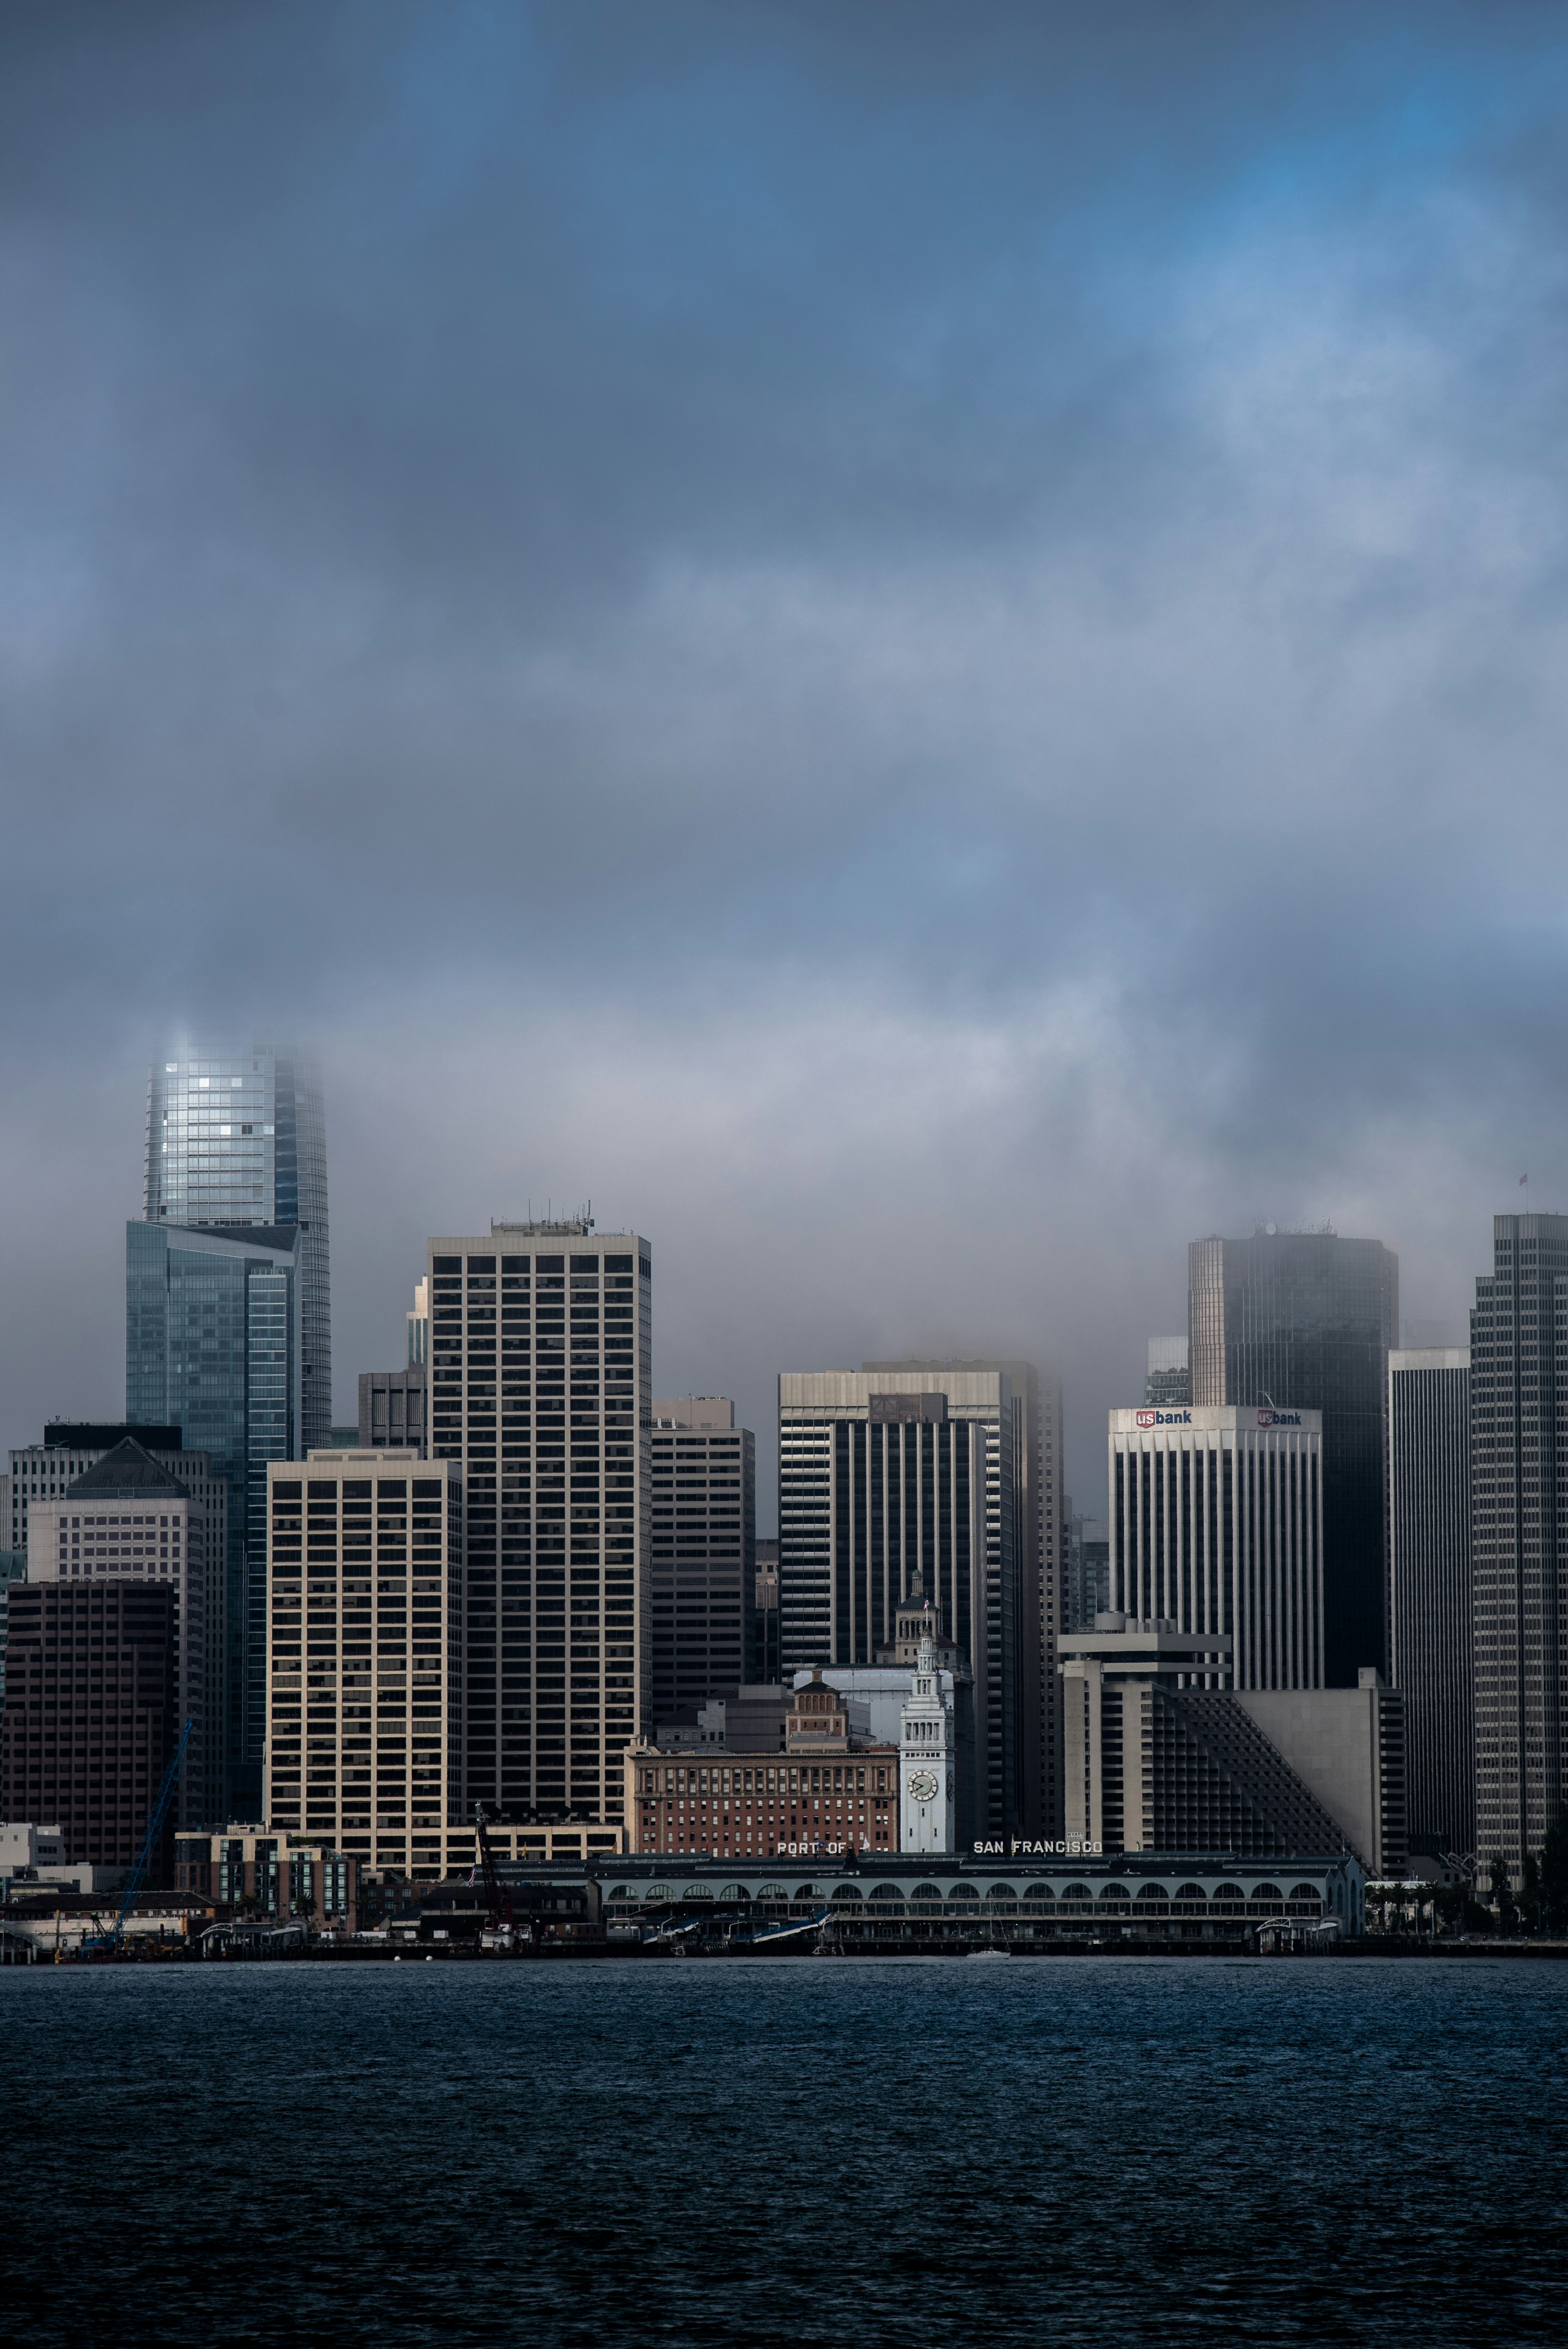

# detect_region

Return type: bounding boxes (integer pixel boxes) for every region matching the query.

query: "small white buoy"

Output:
[394,1955,402,1963]
[426,1955,434,1962]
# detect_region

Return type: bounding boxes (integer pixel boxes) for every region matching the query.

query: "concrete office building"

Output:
[26,1439,224,1830]
[625,1669,899,1858]
[1388,1347,1474,1858]
[0,1579,178,1873]
[1190,1227,1398,1687]
[426,1221,650,1831]
[265,1452,463,1880]
[754,1538,779,1682]
[1470,1214,1568,1886]
[1145,1338,1191,1410]
[145,1041,331,1454]
[649,1399,756,1722]
[358,1367,428,1456]
[1110,1406,1324,1689]
[7,1422,188,1560]
[1064,1514,1110,1635]
[1061,1616,1404,1873]
[127,1220,302,1817]
[779,1364,1040,1845]
[864,1357,1062,1841]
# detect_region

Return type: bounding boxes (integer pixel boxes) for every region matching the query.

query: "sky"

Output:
[4,0,1568,1526]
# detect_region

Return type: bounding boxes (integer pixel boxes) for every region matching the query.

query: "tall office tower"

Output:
[1110,1406,1324,1688]
[1388,1348,1474,1858]
[265,1452,464,1880]
[26,1438,223,1830]
[1145,1338,1191,1409]
[5,1424,226,1819]
[648,1400,757,1722]
[145,1042,331,1455]
[1064,1513,1111,1635]
[863,1358,1062,1837]
[754,1539,780,1682]
[358,1367,428,1455]
[1470,1214,1568,1887]
[0,1579,177,1872]
[1190,1228,1398,1685]
[427,1222,650,1831]
[127,1221,302,1816]
[778,1366,1028,1842]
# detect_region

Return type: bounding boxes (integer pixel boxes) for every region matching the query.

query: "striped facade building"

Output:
[1109,1405,1323,1690]
[1388,1348,1473,1858]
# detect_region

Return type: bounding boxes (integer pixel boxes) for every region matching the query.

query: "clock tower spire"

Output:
[899,1630,956,1853]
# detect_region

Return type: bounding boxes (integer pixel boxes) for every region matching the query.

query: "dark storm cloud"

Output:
[4,2,1568,1506]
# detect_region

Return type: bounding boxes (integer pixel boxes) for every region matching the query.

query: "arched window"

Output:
[754,1883,788,1901]
[831,1886,864,1904]
[681,1884,715,1901]
[1059,1883,1092,1902]
[1098,1885,1130,1903]
[1174,1885,1206,1902]
[1135,1884,1169,1903]
[643,1885,674,1904]
[911,1884,943,1901]
[793,1884,825,1901]
[984,1884,1018,1902]
[1288,1883,1321,1903]
[947,1885,980,1904]
[1250,1883,1284,1903]
[1211,1882,1244,1901]
[606,1885,638,1902]
[717,1884,751,1903]
[869,1884,904,1903]
[1023,1885,1056,1903]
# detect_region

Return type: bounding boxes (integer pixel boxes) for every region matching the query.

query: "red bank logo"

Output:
[1257,1408,1274,1427]
[1136,1409,1156,1428]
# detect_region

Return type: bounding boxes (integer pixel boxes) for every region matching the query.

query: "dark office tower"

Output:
[864,1358,1062,1836]
[1470,1215,1568,1888]
[127,1220,302,1817]
[1387,1349,1474,1859]
[1190,1228,1398,1687]
[779,1364,1047,1843]
[0,1579,177,1873]
[754,1539,780,1682]
[648,1400,757,1720]
[427,1221,651,1829]
[145,1043,331,1455]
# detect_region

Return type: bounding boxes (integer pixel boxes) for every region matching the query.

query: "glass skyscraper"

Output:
[1190,1228,1398,1688]
[145,1042,330,1455]
[127,1220,302,1819]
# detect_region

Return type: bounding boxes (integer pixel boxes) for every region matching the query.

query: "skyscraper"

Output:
[648,1399,757,1722]
[1190,1228,1398,1686]
[425,1221,650,1831]
[1110,1406,1324,1688]
[1388,1347,1473,1859]
[127,1221,302,1816]
[778,1364,1034,1843]
[1470,1214,1568,1887]
[863,1358,1062,1836]
[145,1043,331,1454]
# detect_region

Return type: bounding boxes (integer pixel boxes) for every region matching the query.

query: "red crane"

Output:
[472,1803,521,1951]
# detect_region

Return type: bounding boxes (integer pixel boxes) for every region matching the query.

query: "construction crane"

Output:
[82,1718,193,1960]
[472,1802,522,1951]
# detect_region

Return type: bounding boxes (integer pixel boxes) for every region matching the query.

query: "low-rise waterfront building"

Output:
[173,1823,360,1928]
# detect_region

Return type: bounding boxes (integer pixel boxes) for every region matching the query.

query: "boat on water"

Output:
[969,1947,1011,1960]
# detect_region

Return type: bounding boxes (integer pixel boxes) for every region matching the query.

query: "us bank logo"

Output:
[1256,1408,1302,1427]
[1136,1409,1191,1428]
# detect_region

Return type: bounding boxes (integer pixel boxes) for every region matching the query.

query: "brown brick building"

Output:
[0,1579,177,1874]
[626,1667,899,1858]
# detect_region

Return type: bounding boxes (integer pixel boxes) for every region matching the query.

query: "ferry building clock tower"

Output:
[899,1632,956,1852]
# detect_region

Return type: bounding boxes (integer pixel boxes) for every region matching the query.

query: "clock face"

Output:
[907,1768,941,1802]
